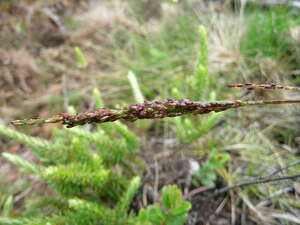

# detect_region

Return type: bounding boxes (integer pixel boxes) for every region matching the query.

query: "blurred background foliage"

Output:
[1,0,300,224]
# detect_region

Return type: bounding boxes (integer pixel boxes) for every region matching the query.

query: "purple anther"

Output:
[152,105,161,110]
[167,102,177,106]
[264,85,273,89]
[154,113,164,118]
[184,100,193,105]
[136,105,144,111]
[218,103,226,107]
[155,100,164,105]
[195,103,204,107]
[144,100,153,106]
[129,105,138,110]
[140,110,148,116]
[159,107,168,111]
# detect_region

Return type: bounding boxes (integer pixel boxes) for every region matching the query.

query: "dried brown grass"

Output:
[0,49,41,115]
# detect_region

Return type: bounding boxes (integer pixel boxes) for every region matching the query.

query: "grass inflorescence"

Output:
[11,83,300,128]
[228,83,300,91]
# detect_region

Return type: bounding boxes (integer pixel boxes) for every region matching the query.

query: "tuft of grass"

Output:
[115,13,198,98]
[241,6,300,59]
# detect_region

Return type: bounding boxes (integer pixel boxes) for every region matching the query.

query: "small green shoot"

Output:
[3,195,13,217]
[194,25,209,100]
[92,87,105,108]
[137,185,191,225]
[171,25,223,143]
[194,148,230,186]
[127,70,145,103]
[74,46,88,69]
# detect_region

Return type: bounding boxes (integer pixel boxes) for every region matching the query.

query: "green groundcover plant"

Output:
[3,82,300,225]
[2,22,300,225]
[0,116,191,225]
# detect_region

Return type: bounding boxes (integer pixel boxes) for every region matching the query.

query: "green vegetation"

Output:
[1,1,300,224]
[137,185,191,225]
[242,6,300,58]
[0,119,137,224]
[0,84,193,224]
[74,46,88,69]
[0,109,190,224]
[194,148,230,186]
[116,13,198,97]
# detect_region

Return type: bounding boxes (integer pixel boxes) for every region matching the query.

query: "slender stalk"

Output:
[228,83,300,91]
[207,173,300,198]
[185,160,300,200]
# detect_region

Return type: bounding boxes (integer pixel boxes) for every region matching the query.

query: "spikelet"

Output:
[10,83,300,128]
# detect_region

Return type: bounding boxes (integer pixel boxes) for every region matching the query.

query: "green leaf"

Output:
[117,176,141,214]
[138,204,164,224]
[170,201,191,216]
[0,217,28,225]
[161,185,181,210]
[194,25,209,100]
[0,125,54,158]
[92,88,104,108]
[199,112,223,136]
[165,215,188,225]
[171,87,182,99]
[198,25,208,67]
[2,153,41,174]
[128,70,145,103]
[137,208,149,222]
[137,209,153,224]
[195,64,209,100]
[67,106,77,114]
[74,46,88,69]
[3,195,13,217]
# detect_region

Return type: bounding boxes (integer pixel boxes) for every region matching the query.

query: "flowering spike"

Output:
[10,83,300,128]
[228,83,300,91]
[10,98,300,128]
